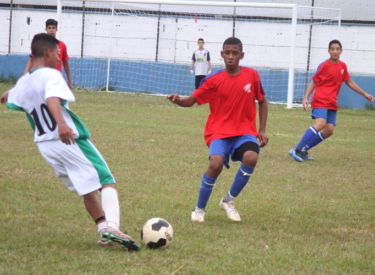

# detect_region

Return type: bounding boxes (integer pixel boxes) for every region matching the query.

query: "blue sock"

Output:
[295,126,318,151]
[196,174,216,209]
[303,131,326,150]
[227,164,254,198]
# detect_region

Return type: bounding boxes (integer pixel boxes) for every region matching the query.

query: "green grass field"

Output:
[1,83,375,274]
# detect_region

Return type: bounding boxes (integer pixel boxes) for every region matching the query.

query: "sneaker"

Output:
[97,238,113,246]
[299,150,314,160]
[289,148,303,162]
[100,228,141,252]
[191,207,205,222]
[219,199,241,221]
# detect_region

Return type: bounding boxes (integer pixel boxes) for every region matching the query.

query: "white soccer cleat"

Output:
[219,199,241,221]
[191,207,205,222]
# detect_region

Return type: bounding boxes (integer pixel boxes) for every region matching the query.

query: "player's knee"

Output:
[241,151,258,167]
[207,160,224,175]
[323,129,334,138]
[313,120,326,131]
[234,141,259,166]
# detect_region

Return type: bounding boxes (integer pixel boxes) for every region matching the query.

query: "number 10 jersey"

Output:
[7,68,90,142]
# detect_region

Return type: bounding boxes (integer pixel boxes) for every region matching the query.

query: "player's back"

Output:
[7,68,88,142]
[11,69,69,108]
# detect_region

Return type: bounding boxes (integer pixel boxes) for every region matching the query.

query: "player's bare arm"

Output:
[46,97,76,145]
[166,94,196,107]
[0,91,9,104]
[63,60,72,89]
[257,97,269,147]
[303,81,317,111]
[345,79,374,103]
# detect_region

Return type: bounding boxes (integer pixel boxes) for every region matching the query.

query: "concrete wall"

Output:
[1,54,373,109]
[0,3,374,108]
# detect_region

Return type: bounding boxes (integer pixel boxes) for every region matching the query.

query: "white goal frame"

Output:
[57,0,298,108]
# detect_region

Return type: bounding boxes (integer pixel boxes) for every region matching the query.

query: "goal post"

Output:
[55,0,340,108]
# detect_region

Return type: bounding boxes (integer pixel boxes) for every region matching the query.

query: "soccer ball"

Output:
[141,218,173,249]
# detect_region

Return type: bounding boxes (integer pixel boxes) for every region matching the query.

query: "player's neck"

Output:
[30,58,52,71]
[329,57,339,64]
[225,66,241,76]
[198,47,204,50]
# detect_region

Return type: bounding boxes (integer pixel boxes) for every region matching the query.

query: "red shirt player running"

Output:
[289,39,374,162]
[167,37,269,223]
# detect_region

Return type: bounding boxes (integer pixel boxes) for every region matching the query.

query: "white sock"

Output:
[101,187,120,230]
[97,221,107,235]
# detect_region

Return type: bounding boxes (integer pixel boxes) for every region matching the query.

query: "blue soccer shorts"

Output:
[209,135,259,169]
[311,108,337,125]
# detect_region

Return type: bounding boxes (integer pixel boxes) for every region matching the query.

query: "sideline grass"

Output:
[1,85,375,274]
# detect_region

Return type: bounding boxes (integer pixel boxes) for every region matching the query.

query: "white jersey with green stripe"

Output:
[7,67,90,142]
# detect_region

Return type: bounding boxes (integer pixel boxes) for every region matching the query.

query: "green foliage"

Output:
[0,73,19,84]
[364,102,375,110]
[98,81,117,91]
[1,86,375,274]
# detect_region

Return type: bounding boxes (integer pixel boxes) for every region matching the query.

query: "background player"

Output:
[23,19,72,89]
[168,37,268,222]
[1,33,140,251]
[190,38,212,89]
[289,39,374,162]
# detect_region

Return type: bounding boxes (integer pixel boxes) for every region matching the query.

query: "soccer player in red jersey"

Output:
[289,39,374,162]
[23,19,72,89]
[167,37,269,222]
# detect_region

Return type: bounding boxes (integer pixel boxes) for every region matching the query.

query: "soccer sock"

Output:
[226,164,254,199]
[303,131,326,151]
[196,174,216,210]
[97,221,107,235]
[101,187,120,230]
[295,126,318,151]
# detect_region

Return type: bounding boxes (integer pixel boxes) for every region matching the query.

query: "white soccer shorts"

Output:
[37,139,116,196]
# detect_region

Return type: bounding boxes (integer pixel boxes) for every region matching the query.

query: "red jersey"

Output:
[311,59,350,110]
[29,40,69,72]
[193,67,265,146]
[56,40,69,72]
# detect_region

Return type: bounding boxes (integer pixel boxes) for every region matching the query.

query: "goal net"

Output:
[43,1,342,106]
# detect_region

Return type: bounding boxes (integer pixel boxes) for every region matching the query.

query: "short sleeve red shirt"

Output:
[193,67,265,146]
[56,40,69,72]
[311,60,350,110]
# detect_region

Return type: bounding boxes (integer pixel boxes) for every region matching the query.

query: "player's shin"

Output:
[227,164,254,199]
[303,131,326,151]
[101,186,120,229]
[196,174,216,209]
[295,126,318,151]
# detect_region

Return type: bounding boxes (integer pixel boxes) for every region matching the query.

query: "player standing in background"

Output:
[23,19,72,89]
[190,38,212,89]
[168,37,268,222]
[289,39,374,162]
[1,33,140,251]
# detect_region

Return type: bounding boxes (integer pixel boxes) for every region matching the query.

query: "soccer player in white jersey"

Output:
[190,38,212,89]
[0,33,140,252]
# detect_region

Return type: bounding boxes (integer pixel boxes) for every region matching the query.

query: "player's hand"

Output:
[365,93,374,103]
[302,98,309,111]
[58,123,76,145]
[166,94,181,104]
[258,131,269,148]
[190,70,193,75]
[67,81,72,90]
[0,91,9,104]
